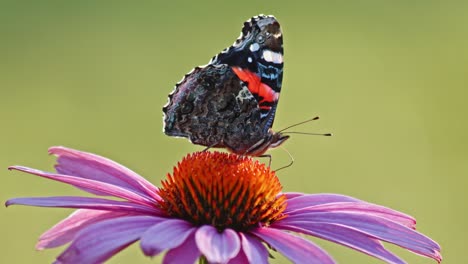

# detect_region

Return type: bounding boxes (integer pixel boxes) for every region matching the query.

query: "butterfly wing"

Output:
[210,15,284,133]
[163,64,266,153]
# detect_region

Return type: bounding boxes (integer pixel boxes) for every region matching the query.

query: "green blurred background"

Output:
[1,1,466,263]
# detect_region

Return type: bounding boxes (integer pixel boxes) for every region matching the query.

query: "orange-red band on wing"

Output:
[232,67,278,110]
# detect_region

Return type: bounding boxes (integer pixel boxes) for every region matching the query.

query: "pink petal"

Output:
[140,219,195,256]
[285,193,361,213]
[287,202,416,228]
[9,166,155,207]
[56,215,159,263]
[37,210,133,249]
[274,223,405,264]
[6,196,159,215]
[49,146,159,200]
[251,227,335,264]
[282,192,305,199]
[281,212,441,262]
[227,249,249,264]
[239,233,268,264]
[163,232,201,264]
[195,225,241,263]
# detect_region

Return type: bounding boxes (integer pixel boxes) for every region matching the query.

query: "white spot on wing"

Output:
[250,43,260,52]
[248,57,253,63]
[236,84,254,102]
[262,50,283,64]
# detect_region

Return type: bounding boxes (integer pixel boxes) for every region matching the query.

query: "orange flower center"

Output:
[158,151,286,231]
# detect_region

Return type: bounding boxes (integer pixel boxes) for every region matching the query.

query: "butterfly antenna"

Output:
[274,146,294,172]
[283,131,332,136]
[278,116,332,136]
[278,116,320,133]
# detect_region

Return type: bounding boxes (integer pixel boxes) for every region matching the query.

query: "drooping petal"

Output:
[49,146,159,200]
[140,219,195,256]
[251,227,335,264]
[287,202,416,228]
[56,215,160,264]
[163,232,200,264]
[195,225,241,263]
[37,210,133,249]
[9,166,155,206]
[280,212,441,262]
[284,193,361,213]
[239,233,268,264]
[274,223,406,264]
[6,196,159,215]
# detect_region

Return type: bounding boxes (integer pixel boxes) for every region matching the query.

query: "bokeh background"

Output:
[1,1,467,263]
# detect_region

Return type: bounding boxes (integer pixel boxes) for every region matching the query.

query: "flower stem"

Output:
[198,255,208,264]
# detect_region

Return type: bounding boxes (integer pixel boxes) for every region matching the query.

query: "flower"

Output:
[6,146,441,264]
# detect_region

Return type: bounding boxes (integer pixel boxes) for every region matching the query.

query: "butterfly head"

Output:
[245,130,290,157]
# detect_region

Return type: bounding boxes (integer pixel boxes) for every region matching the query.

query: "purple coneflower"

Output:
[6,147,441,263]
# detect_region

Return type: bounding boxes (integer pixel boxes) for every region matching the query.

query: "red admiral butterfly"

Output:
[163,15,288,156]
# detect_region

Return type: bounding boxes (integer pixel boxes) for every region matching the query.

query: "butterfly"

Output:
[163,15,288,156]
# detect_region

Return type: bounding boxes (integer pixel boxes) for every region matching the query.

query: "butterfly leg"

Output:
[258,154,272,168]
[202,142,220,152]
[273,147,295,171]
